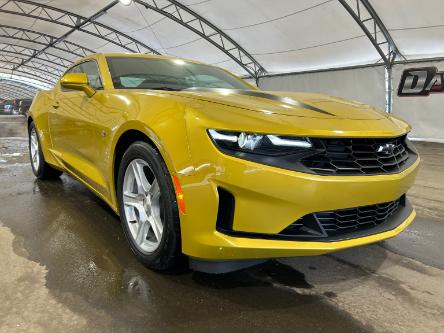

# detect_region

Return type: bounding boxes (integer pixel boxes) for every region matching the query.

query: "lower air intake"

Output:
[280,196,404,239]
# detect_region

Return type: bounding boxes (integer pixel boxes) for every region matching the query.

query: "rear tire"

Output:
[117,141,183,271]
[28,121,63,179]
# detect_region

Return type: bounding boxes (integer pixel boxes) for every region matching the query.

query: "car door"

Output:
[49,60,110,197]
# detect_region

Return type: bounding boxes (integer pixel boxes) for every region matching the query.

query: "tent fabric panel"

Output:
[258,65,386,110]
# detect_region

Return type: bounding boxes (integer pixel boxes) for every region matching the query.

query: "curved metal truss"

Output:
[0,24,94,59]
[134,0,266,78]
[0,43,72,70]
[0,0,161,87]
[0,0,159,55]
[338,0,403,67]
[0,86,34,100]
[0,25,91,83]
[0,64,55,85]
[0,0,267,89]
[0,0,407,101]
[338,0,404,113]
[0,54,61,84]
[0,78,38,100]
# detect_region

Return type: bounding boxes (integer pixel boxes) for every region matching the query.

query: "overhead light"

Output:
[119,0,132,5]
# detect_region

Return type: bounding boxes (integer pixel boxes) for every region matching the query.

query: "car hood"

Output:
[175,88,387,120]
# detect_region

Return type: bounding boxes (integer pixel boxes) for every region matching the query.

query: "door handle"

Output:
[53,101,59,109]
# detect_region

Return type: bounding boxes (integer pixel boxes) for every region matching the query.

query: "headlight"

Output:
[208,129,313,155]
[208,129,313,156]
[208,129,318,172]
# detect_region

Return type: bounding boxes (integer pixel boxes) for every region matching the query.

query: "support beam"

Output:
[385,66,393,113]
[0,26,89,85]
[0,84,36,99]
[0,89,35,99]
[0,72,52,89]
[9,0,157,72]
[0,0,160,63]
[0,79,39,94]
[0,52,64,81]
[0,91,19,100]
[0,44,70,70]
[338,0,402,66]
[0,0,265,79]
[0,65,57,85]
[0,56,61,80]
[338,0,403,113]
[0,24,94,59]
[0,88,35,99]
[134,0,266,78]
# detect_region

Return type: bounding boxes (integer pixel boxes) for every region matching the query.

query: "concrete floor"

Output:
[0,115,443,333]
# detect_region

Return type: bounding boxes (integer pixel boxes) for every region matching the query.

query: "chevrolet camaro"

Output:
[28,53,419,273]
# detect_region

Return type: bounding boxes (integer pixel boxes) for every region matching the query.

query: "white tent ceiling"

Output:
[0,0,443,99]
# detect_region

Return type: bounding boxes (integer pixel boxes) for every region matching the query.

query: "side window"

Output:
[79,61,103,90]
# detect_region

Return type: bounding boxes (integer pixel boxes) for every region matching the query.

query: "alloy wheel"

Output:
[30,127,40,171]
[123,159,164,254]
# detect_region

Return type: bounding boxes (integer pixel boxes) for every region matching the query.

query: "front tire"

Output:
[117,141,182,270]
[28,121,63,179]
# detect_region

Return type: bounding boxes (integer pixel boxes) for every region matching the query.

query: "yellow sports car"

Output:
[28,53,419,273]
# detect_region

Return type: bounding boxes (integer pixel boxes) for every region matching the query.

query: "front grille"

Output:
[301,136,411,175]
[280,197,403,239]
[315,198,401,236]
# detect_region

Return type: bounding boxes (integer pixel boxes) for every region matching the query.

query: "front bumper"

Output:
[178,130,420,260]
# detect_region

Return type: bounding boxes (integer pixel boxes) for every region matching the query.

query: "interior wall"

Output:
[392,60,444,142]
[258,65,386,110]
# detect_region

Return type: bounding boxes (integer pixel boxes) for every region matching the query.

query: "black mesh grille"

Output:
[315,198,401,237]
[301,136,410,175]
[280,197,403,238]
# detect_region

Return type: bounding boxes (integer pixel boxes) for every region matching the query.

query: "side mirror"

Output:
[60,73,96,97]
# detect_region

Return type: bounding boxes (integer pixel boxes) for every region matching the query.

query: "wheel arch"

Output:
[113,129,161,190]
[27,115,34,130]
[109,111,194,210]
[111,125,180,206]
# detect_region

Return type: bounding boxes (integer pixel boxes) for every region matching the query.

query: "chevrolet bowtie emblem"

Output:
[376,143,395,155]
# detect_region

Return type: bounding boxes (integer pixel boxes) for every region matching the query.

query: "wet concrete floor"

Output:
[0,116,443,332]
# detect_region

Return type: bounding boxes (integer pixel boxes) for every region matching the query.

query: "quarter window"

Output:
[80,61,103,90]
[66,64,82,74]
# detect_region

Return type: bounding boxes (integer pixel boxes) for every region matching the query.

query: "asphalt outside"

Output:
[0,115,443,332]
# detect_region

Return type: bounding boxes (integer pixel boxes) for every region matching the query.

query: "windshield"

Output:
[106,57,252,91]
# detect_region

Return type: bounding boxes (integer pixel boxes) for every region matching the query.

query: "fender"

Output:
[108,112,195,210]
